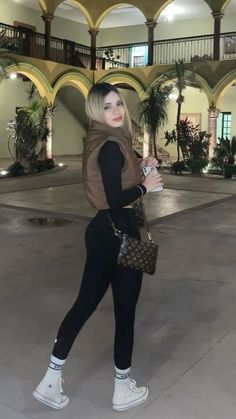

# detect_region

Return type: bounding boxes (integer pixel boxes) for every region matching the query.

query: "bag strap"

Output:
[140,198,153,242]
[106,203,154,242]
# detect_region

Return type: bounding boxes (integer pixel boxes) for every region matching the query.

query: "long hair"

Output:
[85,82,132,133]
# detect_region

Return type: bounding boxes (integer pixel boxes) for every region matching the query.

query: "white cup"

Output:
[142,166,163,192]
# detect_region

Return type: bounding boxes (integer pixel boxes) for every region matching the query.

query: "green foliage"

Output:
[157,59,199,161]
[7,83,55,173]
[170,160,187,175]
[164,118,210,174]
[211,136,236,170]
[137,80,172,158]
[7,162,25,177]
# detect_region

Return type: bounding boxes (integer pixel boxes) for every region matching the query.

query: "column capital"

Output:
[145,19,157,29]
[88,28,99,37]
[42,13,54,23]
[208,106,219,118]
[211,11,224,19]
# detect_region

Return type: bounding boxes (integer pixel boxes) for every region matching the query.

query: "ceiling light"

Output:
[9,73,17,79]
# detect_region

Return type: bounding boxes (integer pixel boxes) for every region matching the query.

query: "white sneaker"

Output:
[112,378,149,412]
[33,376,69,409]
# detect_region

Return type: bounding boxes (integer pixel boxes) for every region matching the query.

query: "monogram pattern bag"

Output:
[107,210,158,275]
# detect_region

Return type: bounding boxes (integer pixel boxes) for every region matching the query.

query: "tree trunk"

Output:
[176,101,182,162]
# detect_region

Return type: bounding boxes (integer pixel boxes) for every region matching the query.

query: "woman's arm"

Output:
[98,141,146,208]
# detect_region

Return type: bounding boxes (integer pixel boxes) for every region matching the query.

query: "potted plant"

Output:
[164,118,210,175]
[211,136,236,178]
[7,84,55,175]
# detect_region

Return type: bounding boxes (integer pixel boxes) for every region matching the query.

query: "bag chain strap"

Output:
[106,202,154,243]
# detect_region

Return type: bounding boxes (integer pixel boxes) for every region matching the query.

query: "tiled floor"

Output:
[0,158,236,419]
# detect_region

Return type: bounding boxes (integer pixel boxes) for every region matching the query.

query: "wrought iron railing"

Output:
[1,21,236,70]
[220,31,236,60]
[153,34,214,64]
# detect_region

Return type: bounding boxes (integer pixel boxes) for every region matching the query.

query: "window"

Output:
[217,112,232,141]
[131,46,148,67]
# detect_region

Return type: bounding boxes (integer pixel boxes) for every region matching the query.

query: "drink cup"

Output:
[142,166,163,192]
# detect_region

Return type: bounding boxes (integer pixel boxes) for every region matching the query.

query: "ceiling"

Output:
[13,0,236,28]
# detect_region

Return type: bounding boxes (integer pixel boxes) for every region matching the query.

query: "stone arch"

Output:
[214,70,236,107]
[52,71,92,103]
[6,63,52,103]
[95,3,146,29]
[153,70,212,106]
[47,0,93,27]
[154,0,212,20]
[96,72,145,99]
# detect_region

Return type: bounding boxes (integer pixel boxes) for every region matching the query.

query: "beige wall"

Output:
[0,78,86,158]
[53,96,86,156]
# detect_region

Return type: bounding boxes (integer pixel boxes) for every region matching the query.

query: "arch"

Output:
[5,63,52,103]
[153,70,213,106]
[52,71,92,103]
[96,71,146,99]
[214,70,236,107]
[154,0,212,20]
[49,0,93,27]
[95,3,146,30]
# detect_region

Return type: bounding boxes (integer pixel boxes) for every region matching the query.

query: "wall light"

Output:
[58,162,64,167]
[9,73,17,80]
[1,170,8,176]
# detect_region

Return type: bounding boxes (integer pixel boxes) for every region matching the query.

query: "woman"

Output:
[33,82,162,412]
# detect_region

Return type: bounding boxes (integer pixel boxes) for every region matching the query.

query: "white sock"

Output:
[115,366,131,386]
[45,355,66,379]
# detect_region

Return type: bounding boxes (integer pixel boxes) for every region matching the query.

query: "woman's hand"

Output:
[140,156,160,169]
[142,167,163,193]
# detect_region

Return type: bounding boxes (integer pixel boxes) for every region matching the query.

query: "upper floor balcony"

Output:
[1,21,236,71]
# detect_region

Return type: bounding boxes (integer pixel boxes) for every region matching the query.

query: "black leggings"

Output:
[52,208,143,370]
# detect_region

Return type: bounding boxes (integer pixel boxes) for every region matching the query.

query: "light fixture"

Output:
[9,73,17,80]
[58,162,64,167]
[161,4,184,22]
[0,170,8,176]
[169,93,178,101]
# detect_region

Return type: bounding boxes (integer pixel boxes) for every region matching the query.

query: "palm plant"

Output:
[158,59,197,161]
[136,80,172,158]
[211,136,236,177]
[7,83,55,173]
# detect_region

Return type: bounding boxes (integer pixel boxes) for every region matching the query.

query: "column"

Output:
[46,106,53,159]
[42,13,54,60]
[208,106,219,158]
[212,11,223,60]
[88,28,99,70]
[143,127,150,157]
[145,19,157,66]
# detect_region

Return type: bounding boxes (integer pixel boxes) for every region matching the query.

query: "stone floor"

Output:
[0,156,236,419]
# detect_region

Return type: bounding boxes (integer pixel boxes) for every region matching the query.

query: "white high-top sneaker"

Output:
[112,378,149,412]
[33,375,69,409]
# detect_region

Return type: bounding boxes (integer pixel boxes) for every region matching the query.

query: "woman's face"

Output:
[103,91,125,128]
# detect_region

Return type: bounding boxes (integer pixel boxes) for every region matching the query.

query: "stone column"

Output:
[208,106,219,158]
[42,13,54,60]
[45,105,53,159]
[212,11,223,60]
[145,20,157,66]
[88,28,99,70]
[143,127,150,157]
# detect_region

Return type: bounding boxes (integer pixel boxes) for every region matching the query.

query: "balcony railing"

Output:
[153,34,214,64]
[1,21,236,70]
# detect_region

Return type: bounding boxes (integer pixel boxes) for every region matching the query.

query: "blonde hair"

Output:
[85,82,132,133]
